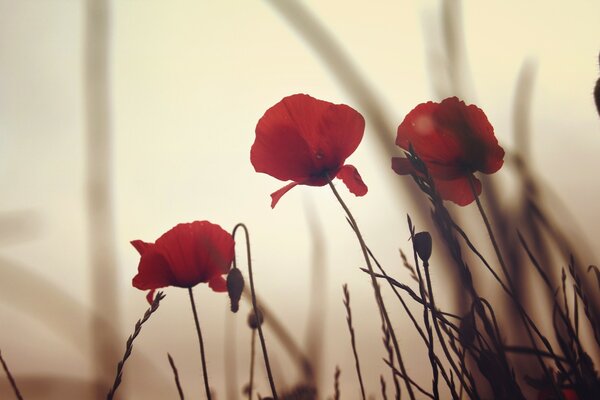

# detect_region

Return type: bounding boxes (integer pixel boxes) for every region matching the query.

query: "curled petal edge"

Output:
[336,164,368,196]
[270,182,299,208]
[391,157,413,175]
[209,275,227,292]
[145,289,157,305]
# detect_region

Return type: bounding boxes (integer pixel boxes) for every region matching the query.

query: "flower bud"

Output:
[413,231,432,263]
[227,267,244,313]
[247,309,264,330]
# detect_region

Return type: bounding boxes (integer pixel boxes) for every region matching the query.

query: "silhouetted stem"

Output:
[0,349,23,400]
[233,223,278,399]
[328,181,416,400]
[188,288,212,400]
[107,292,165,400]
[167,353,185,400]
[343,284,366,400]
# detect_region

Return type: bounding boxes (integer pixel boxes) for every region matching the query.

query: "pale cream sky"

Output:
[1,1,599,398]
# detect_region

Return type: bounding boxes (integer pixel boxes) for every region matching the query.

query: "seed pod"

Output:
[413,231,432,263]
[247,309,264,330]
[227,267,244,313]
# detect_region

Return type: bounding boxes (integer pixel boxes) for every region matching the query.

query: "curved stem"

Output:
[327,181,416,400]
[233,223,278,399]
[188,288,212,400]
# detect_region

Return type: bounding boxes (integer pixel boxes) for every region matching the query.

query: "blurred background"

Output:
[0,0,599,398]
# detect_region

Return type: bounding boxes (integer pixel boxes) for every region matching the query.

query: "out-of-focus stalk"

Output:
[84,0,120,396]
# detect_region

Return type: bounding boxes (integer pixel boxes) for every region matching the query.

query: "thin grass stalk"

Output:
[0,349,23,400]
[381,314,401,399]
[167,353,185,400]
[107,292,165,400]
[468,177,559,395]
[568,258,600,347]
[342,284,366,400]
[408,228,441,399]
[333,366,340,400]
[384,359,435,400]
[187,288,212,400]
[562,270,577,359]
[420,251,466,400]
[380,375,388,400]
[232,223,278,399]
[84,0,120,393]
[328,181,415,400]
[366,245,478,397]
[241,289,312,379]
[360,261,458,397]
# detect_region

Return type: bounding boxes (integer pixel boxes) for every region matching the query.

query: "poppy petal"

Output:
[270,182,299,208]
[132,249,174,290]
[251,96,318,181]
[251,94,365,182]
[154,221,234,287]
[434,175,482,206]
[145,289,156,305]
[391,157,414,175]
[208,275,227,292]
[336,164,368,196]
[131,240,153,255]
[396,101,464,167]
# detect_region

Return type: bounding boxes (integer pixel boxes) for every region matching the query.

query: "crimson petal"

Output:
[132,250,175,290]
[336,164,367,196]
[131,240,153,255]
[208,275,227,292]
[435,175,482,206]
[391,157,413,175]
[270,182,298,208]
[145,289,156,305]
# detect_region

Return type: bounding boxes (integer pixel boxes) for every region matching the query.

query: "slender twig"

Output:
[0,349,23,400]
[381,375,388,400]
[328,181,416,400]
[384,359,435,400]
[568,258,600,347]
[342,284,366,400]
[188,288,212,400]
[233,223,278,399]
[167,353,185,400]
[107,292,165,400]
[359,265,461,397]
[468,177,553,398]
[381,311,400,400]
[421,251,464,399]
[333,366,341,400]
[502,346,568,362]
[408,226,440,399]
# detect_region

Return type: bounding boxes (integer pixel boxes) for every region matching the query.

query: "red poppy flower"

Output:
[251,93,368,208]
[131,221,235,303]
[391,97,504,206]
